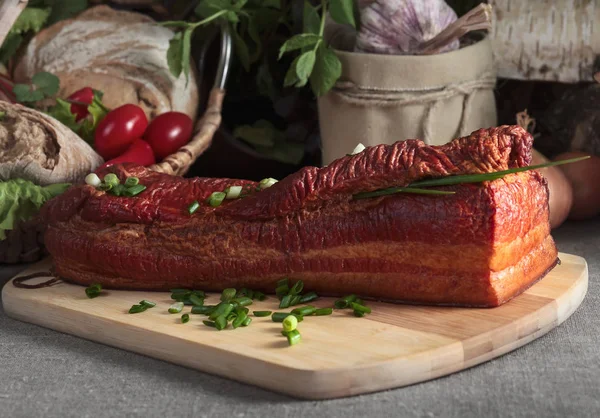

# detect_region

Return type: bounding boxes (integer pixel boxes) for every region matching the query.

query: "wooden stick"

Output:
[0,0,27,46]
[148,88,225,176]
[419,4,493,55]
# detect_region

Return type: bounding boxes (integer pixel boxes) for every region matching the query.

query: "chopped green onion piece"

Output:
[85,283,102,299]
[181,313,190,323]
[291,306,316,316]
[258,177,278,189]
[214,315,228,330]
[351,143,366,155]
[235,306,249,315]
[355,298,365,306]
[227,312,237,322]
[351,302,372,314]
[140,300,156,308]
[188,294,204,306]
[315,308,333,316]
[232,311,247,328]
[188,200,200,214]
[170,288,190,294]
[253,291,266,301]
[85,173,102,187]
[353,187,455,200]
[209,303,234,320]
[277,278,289,287]
[97,182,113,192]
[242,317,252,326]
[282,315,298,332]
[279,295,293,309]
[112,184,128,196]
[272,312,303,323]
[299,292,319,303]
[124,177,139,187]
[221,288,237,302]
[203,320,216,328]
[353,311,365,318]
[129,304,147,314]
[289,295,301,306]
[103,173,119,187]
[123,184,146,197]
[272,312,290,322]
[285,329,301,346]
[207,191,226,207]
[275,284,289,298]
[232,297,253,307]
[289,280,304,296]
[253,310,272,317]
[334,295,358,309]
[168,302,184,314]
[191,305,215,315]
[225,185,243,199]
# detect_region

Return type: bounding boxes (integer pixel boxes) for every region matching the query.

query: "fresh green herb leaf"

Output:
[303,1,321,35]
[45,0,88,25]
[278,34,322,59]
[233,119,278,147]
[295,50,316,87]
[0,34,23,65]
[31,71,59,96]
[10,7,51,35]
[283,55,301,87]
[182,28,194,83]
[45,98,79,131]
[167,32,185,79]
[232,27,251,71]
[330,0,356,28]
[310,45,342,97]
[255,140,304,165]
[12,84,44,103]
[78,92,108,144]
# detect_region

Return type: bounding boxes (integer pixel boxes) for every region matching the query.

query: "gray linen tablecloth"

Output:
[1,219,599,418]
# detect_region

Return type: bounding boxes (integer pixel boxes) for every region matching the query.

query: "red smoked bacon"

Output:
[42,126,557,307]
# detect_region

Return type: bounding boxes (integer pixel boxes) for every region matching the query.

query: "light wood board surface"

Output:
[1,253,588,399]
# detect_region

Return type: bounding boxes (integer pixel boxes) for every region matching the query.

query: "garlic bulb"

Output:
[355,0,459,55]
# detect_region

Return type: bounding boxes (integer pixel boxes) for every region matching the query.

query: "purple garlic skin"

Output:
[355,0,459,55]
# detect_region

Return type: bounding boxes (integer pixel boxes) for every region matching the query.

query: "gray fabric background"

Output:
[1,220,598,418]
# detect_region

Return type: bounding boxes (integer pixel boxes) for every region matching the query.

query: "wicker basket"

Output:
[0,24,232,264]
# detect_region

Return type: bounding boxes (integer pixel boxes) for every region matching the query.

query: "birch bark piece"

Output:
[489,0,600,83]
[0,0,27,46]
[0,101,104,185]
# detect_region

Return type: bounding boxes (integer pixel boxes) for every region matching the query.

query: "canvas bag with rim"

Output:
[318,25,498,164]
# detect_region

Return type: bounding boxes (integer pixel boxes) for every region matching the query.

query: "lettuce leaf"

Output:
[0,179,70,240]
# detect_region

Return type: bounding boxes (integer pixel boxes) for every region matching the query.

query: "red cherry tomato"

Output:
[67,87,94,122]
[100,139,156,169]
[94,104,148,160]
[143,112,193,160]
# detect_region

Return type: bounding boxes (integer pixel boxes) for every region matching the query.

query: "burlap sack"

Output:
[318,30,497,164]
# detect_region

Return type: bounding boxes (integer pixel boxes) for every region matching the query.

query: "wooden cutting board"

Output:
[2,253,588,400]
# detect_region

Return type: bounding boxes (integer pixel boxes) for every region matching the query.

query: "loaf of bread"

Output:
[13,6,199,121]
[0,101,103,185]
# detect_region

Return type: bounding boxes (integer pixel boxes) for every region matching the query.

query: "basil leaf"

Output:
[31,71,59,96]
[295,50,316,87]
[303,1,321,35]
[329,0,356,28]
[278,34,321,59]
[167,32,184,78]
[310,45,342,97]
